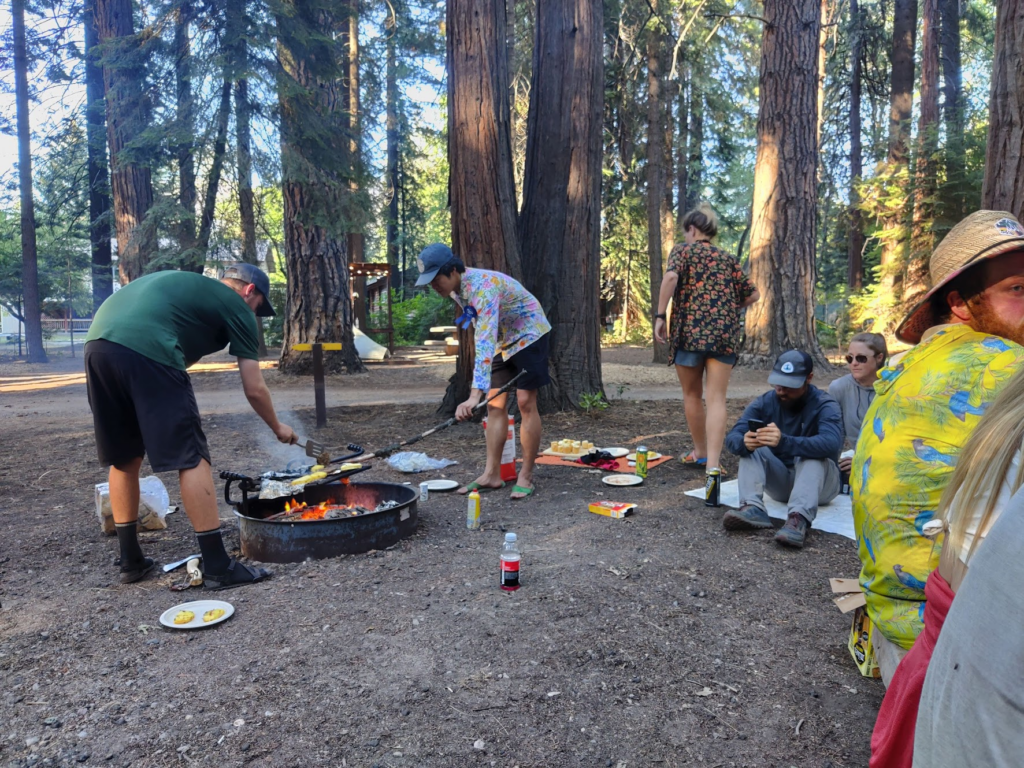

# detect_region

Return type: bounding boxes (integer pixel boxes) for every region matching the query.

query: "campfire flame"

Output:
[283,498,360,520]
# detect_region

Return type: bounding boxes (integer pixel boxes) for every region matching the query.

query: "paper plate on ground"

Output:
[159,599,234,630]
[602,474,644,487]
[627,452,662,461]
[425,479,460,492]
[600,447,629,458]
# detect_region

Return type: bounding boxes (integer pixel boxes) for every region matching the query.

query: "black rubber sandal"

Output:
[204,560,272,591]
[119,557,156,584]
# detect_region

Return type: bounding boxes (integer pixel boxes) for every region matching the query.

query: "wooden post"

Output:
[291,343,343,428]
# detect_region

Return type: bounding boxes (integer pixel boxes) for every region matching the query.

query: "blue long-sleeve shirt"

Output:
[725,384,844,468]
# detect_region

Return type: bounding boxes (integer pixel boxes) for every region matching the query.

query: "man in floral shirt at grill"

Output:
[416,243,551,500]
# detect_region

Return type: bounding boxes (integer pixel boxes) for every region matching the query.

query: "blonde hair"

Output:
[938,367,1024,562]
[681,202,719,239]
[850,332,888,364]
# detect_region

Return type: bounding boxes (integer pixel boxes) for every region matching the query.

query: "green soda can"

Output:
[635,446,649,479]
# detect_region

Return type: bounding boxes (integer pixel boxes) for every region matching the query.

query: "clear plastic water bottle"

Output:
[500,532,521,591]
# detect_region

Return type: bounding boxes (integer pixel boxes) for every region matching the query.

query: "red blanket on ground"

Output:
[869,570,954,768]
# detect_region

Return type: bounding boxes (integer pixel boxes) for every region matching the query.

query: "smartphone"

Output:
[747,418,766,432]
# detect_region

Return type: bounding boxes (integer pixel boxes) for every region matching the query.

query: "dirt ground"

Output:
[1,347,881,767]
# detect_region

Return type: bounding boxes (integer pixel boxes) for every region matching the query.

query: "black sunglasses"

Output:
[846,354,871,364]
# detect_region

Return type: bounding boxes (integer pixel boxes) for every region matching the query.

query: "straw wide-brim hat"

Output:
[896,210,1024,343]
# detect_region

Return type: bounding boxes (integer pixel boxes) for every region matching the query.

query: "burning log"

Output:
[264,497,400,522]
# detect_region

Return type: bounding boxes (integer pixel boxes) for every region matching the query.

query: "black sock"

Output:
[114,522,145,568]
[196,528,231,574]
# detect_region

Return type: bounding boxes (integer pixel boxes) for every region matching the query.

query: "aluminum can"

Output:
[419,481,430,503]
[705,468,721,507]
[635,446,649,479]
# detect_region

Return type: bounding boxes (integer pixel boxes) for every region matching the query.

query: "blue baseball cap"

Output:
[415,243,455,287]
[222,262,275,317]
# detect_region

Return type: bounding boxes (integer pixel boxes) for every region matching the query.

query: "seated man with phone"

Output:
[723,350,844,548]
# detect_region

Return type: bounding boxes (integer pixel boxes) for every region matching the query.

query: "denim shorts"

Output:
[674,349,738,368]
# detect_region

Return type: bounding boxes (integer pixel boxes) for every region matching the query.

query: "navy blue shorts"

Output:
[85,340,211,472]
[674,349,737,368]
[490,334,551,391]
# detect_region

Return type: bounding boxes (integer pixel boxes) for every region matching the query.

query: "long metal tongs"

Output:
[304,370,527,485]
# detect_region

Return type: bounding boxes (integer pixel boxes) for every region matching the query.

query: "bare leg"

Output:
[109,457,144,524]
[511,388,540,498]
[179,459,222,532]
[676,362,707,459]
[703,358,734,470]
[458,390,508,494]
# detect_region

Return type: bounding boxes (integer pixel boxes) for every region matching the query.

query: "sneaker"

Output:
[119,557,156,584]
[774,513,810,548]
[722,505,772,530]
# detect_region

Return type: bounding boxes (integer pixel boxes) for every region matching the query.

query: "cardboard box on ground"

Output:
[831,577,881,680]
[95,476,174,535]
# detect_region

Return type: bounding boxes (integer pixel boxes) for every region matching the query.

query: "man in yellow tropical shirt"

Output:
[853,210,1024,682]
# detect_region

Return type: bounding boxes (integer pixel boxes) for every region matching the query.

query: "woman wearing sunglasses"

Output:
[828,332,888,476]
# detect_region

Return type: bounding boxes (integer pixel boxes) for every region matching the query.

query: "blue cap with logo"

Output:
[222,262,275,317]
[415,243,456,287]
[767,350,813,388]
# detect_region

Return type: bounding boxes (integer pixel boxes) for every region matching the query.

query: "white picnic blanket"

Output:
[685,479,856,541]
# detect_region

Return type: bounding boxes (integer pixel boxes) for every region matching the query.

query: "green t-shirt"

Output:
[86,271,260,369]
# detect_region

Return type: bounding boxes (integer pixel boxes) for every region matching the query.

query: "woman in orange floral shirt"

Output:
[654,203,759,476]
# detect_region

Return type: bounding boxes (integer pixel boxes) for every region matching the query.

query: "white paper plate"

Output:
[626,452,662,461]
[424,479,460,492]
[601,447,629,458]
[159,599,235,630]
[602,474,644,486]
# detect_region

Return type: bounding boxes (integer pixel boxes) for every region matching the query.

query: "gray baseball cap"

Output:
[767,350,813,388]
[222,262,275,317]
[415,243,456,287]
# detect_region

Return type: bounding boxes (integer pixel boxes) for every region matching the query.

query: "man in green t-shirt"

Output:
[85,263,298,589]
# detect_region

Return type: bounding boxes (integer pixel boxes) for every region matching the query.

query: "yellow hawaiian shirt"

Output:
[852,325,1024,649]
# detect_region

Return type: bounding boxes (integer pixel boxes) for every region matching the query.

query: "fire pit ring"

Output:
[226,480,418,563]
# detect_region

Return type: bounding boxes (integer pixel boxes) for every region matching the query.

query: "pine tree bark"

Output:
[908,0,940,301]
[939,0,964,218]
[878,0,917,299]
[226,0,257,266]
[443,0,523,415]
[95,0,156,283]
[686,70,703,210]
[743,0,827,367]
[85,0,113,313]
[982,0,1024,222]
[847,0,865,291]
[14,0,46,362]
[343,2,367,331]
[173,2,198,266]
[385,5,400,290]
[276,1,363,375]
[676,72,689,234]
[195,78,233,266]
[646,31,668,364]
[519,0,604,411]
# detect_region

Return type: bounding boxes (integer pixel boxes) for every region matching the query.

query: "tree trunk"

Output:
[173,2,198,266]
[676,70,689,233]
[646,32,668,364]
[982,0,1024,222]
[194,77,233,268]
[14,0,46,362]
[276,1,363,375]
[85,0,113,313]
[878,0,917,298]
[686,79,703,210]
[908,0,940,301]
[939,0,964,219]
[847,0,865,292]
[96,0,155,284]
[443,0,523,414]
[519,0,604,411]
[343,2,367,331]
[661,30,676,268]
[226,0,257,266]
[742,0,827,368]
[385,4,400,291]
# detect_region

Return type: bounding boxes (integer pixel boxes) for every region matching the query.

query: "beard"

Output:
[968,297,1024,347]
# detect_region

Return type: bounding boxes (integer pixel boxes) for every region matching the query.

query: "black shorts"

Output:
[85,340,211,472]
[490,333,551,391]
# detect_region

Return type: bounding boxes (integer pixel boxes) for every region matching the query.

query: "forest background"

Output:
[2,0,1022,412]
